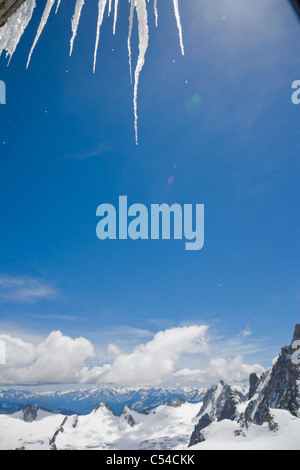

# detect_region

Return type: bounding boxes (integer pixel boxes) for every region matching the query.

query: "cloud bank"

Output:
[0,326,264,386]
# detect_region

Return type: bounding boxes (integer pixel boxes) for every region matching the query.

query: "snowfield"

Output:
[189,410,300,450]
[0,402,299,450]
[0,410,64,450]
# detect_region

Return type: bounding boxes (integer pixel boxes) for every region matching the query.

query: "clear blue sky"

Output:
[0,0,299,385]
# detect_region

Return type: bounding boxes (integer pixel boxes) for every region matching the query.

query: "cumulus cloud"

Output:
[0,326,209,386]
[0,331,95,384]
[0,325,265,386]
[86,325,210,386]
[173,355,265,385]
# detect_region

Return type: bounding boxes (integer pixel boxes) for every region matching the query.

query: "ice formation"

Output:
[27,0,56,69]
[0,0,36,63]
[70,0,85,57]
[0,0,185,143]
[55,0,61,14]
[93,0,107,74]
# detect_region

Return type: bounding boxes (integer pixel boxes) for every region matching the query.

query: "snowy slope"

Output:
[50,401,201,450]
[0,410,64,450]
[1,400,299,450]
[188,409,300,450]
[0,401,200,450]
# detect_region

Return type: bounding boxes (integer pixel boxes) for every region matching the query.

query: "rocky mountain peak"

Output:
[242,324,300,426]
[23,404,38,423]
[22,404,50,423]
[166,398,186,408]
[189,381,245,446]
[293,324,300,342]
[94,402,115,415]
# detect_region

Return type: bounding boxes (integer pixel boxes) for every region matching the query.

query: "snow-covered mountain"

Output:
[0,400,201,450]
[188,324,300,449]
[0,386,206,415]
[0,325,299,450]
[242,324,300,425]
[189,380,245,446]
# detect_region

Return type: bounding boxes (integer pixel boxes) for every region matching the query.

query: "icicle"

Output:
[133,0,149,145]
[2,0,186,143]
[55,0,61,14]
[70,0,85,56]
[113,0,119,35]
[154,0,158,27]
[172,0,184,55]
[0,0,36,63]
[127,0,135,85]
[93,0,107,74]
[108,0,112,17]
[27,0,56,68]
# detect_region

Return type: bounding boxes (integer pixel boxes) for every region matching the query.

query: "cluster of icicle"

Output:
[0,0,185,144]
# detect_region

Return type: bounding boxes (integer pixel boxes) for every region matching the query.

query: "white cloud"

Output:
[174,356,265,385]
[87,325,210,386]
[240,327,252,338]
[0,325,265,387]
[0,326,209,386]
[0,274,58,303]
[0,331,95,384]
[107,343,122,358]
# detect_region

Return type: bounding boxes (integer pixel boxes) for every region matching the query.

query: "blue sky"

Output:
[0,0,299,386]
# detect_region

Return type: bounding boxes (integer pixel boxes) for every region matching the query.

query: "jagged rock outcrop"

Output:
[243,324,300,426]
[94,402,116,415]
[121,406,136,427]
[189,381,245,446]
[49,416,68,450]
[166,398,186,408]
[188,325,300,446]
[248,372,259,400]
[22,404,50,423]
[23,404,38,423]
[293,324,300,341]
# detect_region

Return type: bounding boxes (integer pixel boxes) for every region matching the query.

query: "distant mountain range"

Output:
[0,386,207,415]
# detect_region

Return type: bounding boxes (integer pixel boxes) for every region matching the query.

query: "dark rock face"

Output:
[23,404,38,423]
[189,381,244,447]
[49,416,68,448]
[293,324,300,342]
[121,406,136,427]
[126,414,135,427]
[243,324,300,425]
[166,398,186,408]
[248,373,259,400]
[22,404,51,422]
